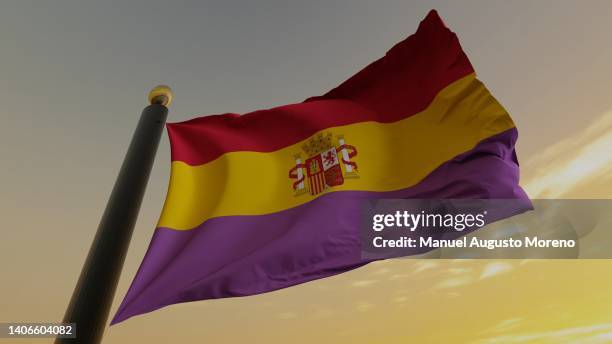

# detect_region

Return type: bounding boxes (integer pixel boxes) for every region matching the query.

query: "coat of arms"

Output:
[288,132,358,195]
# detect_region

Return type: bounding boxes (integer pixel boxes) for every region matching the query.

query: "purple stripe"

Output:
[112,128,530,324]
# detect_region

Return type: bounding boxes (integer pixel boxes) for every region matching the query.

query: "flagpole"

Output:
[55,86,173,344]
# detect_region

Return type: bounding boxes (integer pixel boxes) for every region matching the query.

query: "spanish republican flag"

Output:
[112,10,530,324]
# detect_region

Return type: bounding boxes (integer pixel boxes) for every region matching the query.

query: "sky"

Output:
[1,0,612,343]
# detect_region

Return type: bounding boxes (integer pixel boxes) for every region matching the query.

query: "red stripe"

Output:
[309,175,316,195]
[319,174,325,193]
[168,10,474,166]
[320,174,325,193]
[309,173,326,195]
[309,176,314,195]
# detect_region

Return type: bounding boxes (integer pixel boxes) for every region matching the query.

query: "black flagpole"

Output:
[55,86,173,344]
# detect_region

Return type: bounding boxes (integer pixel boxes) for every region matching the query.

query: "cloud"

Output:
[371,267,392,275]
[355,301,375,312]
[392,295,408,304]
[350,280,379,288]
[481,318,523,334]
[523,111,612,198]
[434,276,473,289]
[479,262,514,280]
[413,261,438,273]
[475,323,612,343]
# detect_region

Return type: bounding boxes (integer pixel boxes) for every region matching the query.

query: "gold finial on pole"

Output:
[148,85,173,107]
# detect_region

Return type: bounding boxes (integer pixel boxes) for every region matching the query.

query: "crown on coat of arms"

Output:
[301,132,333,156]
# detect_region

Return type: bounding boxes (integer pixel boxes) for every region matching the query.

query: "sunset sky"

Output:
[1,1,612,343]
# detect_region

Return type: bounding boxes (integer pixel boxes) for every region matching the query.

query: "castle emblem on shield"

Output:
[288,132,358,195]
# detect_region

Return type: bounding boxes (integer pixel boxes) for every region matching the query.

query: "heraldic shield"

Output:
[289,132,358,196]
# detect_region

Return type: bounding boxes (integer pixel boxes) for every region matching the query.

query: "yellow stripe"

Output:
[159,74,515,230]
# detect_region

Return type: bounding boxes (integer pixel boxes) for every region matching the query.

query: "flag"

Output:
[112,9,531,324]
